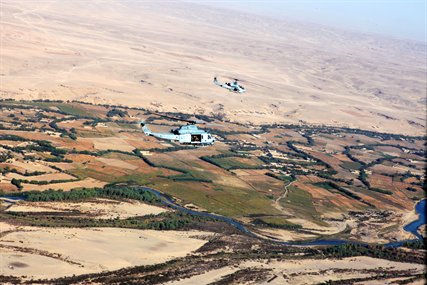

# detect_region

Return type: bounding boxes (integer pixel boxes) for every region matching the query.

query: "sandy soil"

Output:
[1,1,425,135]
[287,218,347,235]
[165,266,239,285]
[256,228,317,242]
[346,210,415,244]
[6,198,169,219]
[95,157,138,170]
[242,257,425,285]
[166,256,425,285]
[89,137,136,152]
[21,177,106,191]
[6,160,56,173]
[5,172,76,182]
[0,225,212,280]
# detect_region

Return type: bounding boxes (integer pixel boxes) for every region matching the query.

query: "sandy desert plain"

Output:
[0,0,426,284]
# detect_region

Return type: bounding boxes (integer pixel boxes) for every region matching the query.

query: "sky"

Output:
[203,0,427,42]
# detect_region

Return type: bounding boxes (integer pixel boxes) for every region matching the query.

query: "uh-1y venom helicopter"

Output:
[140,114,215,146]
[213,77,246,93]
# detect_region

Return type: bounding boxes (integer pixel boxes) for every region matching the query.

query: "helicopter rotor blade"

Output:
[224,76,273,89]
[149,112,198,125]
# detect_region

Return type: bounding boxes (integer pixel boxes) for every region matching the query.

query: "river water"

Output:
[403,199,426,240]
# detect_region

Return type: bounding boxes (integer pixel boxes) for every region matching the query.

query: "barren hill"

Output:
[1,0,426,135]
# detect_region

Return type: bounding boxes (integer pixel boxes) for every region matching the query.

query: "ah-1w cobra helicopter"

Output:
[140,114,215,146]
[213,77,246,93]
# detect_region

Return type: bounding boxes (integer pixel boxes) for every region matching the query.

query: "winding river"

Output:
[2,188,425,248]
[139,187,426,247]
[403,199,426,240]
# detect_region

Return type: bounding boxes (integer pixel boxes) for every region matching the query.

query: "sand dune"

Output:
[0,226,211,279]
[1,1,425,135]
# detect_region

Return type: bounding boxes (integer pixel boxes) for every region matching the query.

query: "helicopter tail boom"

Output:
[140,121,152,136]
[213,77,223,86]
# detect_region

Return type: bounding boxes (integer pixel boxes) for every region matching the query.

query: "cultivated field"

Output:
[0,101,425,283]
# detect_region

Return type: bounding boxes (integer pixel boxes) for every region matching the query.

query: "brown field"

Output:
[95,157,138,170]
[21,177,106,191]
[4,160,57,173]
[91,137,136,152]
[5,172,75,182]
[295,179,365,211]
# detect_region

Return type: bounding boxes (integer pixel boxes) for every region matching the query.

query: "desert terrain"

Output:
[1,0,426,135]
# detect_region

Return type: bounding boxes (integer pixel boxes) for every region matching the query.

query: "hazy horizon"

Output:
[201,0,427,42]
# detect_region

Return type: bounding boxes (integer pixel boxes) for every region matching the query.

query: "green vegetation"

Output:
[313,181,365,202]
[11,178,22,190]
[0,134,27,142]
[280,186,326,225]
[14,178,78,185]
[405,187,417,192]
[160,174,212,183]
[153,181,281,218]
[208,156,262,170]
[265,172,296,183]
[23,186,160,203]
[340,161,362,170]
[133,149,212,182]
[49,119,77,140]
[201,153,263,170]
[369,187,393,195]
[321,243,424,264]
[3,211,213,231]
[107,108,128,118]
[0,151,12,163]
[252,216,302,230]
[68,167,118,182]
[21,100,95,117]
[401,239,426,250]
[0,167,46,176]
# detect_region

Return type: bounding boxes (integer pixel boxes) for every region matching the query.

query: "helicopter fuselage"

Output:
[141,122,215,145]
[214,77,246,93]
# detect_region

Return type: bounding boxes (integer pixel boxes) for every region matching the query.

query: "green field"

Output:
[10,101,97,118]
[151,179,281,218]
[208,156,263,170]
[340,161,362,170]
[280,186,326,226]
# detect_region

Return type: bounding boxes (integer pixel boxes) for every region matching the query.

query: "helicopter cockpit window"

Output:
[208,135,212,139]
[191,134,202,142]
